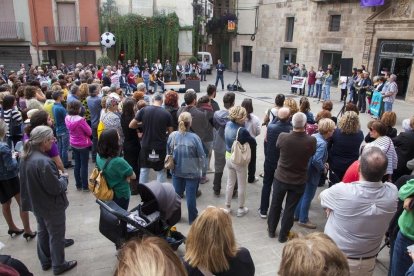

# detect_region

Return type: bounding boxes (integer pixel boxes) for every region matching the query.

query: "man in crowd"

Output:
[259,107,292,219]
[320,147,398,275]
[267,112,316,242]
[129,92,173,183]
[177,89,212,184]
[207,84,220,112]
[86,84,102,163]
[358,71,372,113]
[381,74,398,112]
[212,92,235,196]
[200,58,208,81]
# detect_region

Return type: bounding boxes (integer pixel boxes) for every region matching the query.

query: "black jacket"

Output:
[392,131,414,181]
[264,120,292,166]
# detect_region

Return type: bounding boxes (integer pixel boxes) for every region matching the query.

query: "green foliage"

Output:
[107,13,180,67]
[96,55,113,67]
[189,56,198,64]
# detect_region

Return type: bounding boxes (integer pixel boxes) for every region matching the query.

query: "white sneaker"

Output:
[258,208,267,219]
[237,207,249,217]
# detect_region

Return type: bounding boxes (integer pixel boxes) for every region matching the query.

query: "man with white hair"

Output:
[381,74,398,112]
[267,112,316,243]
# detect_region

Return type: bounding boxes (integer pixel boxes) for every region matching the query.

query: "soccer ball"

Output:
[100,32,116,48]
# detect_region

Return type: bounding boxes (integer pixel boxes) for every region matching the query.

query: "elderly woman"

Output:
[167,112,205,224]
[184,206,255,276]
[224,106,256,217]
[65,100,92,191]
[295,118,336,229]
[101,95,123,144]
[364,120,398,181]
[0,119,36,240]
[19,126,77,275]
[392,116,414,182]
[328,111,364,184]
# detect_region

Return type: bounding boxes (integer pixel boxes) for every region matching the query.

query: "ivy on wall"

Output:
[106,13,180,65]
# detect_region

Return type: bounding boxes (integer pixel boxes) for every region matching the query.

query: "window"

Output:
[285,17,294,42]
[329,15,341,32]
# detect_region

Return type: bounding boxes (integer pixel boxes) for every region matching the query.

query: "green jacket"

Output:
[398,179,414,240]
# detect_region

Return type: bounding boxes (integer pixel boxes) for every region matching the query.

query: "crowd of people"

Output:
[0,61,413,276]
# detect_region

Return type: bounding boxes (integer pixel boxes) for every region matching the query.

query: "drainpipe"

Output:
[31,0,41,65]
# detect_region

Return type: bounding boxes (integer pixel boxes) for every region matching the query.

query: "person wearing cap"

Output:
[129,92,173,184]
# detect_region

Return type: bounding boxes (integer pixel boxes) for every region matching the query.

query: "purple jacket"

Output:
[65,115,92,148]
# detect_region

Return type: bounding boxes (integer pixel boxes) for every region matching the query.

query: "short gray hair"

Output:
[152,92,163,102]
[292,112,307,129]
[390,74,397,81]
[137,82,146,92]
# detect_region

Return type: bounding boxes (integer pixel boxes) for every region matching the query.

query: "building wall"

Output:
[14,0,31,42]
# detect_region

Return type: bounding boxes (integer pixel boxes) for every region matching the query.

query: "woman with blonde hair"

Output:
[283,98,298,117]
[295,118,336,229]
[328,111,364,184]
[278,232,349,276]
[184,206,255,276]
[167,112,205,224]
[381,111,397,138]
[224,106,256,217]
[115,236,187,276]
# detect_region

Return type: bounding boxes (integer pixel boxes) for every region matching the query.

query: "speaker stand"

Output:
[232,62,245,92]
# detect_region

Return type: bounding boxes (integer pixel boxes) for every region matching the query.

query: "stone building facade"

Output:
[230,0,414,102]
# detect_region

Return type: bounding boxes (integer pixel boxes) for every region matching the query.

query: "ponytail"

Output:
[178,120,187,133]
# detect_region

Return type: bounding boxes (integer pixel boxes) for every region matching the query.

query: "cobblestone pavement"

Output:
[2,70,412,275]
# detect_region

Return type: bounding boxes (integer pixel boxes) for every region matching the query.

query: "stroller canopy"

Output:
[137,181,181,226]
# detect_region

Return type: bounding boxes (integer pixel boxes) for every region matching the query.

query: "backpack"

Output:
[230,127,251,166]
[88,158,114,201]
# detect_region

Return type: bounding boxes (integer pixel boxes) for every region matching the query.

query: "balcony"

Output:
[0,22,25,41]
[44,26,88,45]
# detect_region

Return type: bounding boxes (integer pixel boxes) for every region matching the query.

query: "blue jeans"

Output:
[72,147,89,189]
[384,101,393,112]
[57,132,70,166]
[307,84,315,97]
[139,167,166,184]
[294,169,321,223]
[215,74,224,89]
[201,69,207,81]
[144,80,149,91]
[172,176,198,224]
[322,85,331,100]
[390,231,414,276]
[315,83,322,99]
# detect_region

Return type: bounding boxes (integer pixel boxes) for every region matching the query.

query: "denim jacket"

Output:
[0,142,19,180]
[167,131,206,179]
[224,121,257,153]
[309,133,328,172]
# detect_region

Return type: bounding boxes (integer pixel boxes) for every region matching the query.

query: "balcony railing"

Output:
[0,22,25,41]
[44,26,88,45]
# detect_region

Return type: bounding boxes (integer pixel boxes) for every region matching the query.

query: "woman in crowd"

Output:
[278,232,349,276]
[65,100,92,191]
[322,69,333,101]
[321,100,337,124]
[78,83,90,125]
[295,118,336,229]
[19,126,77,275]
[121,98,141,193]
[24,86,44,110]
[392,116,414,182]
[328,111,364,184]
[184,206,255,276]
[241,98,261,183]
[382,111,398,138]
[167,112,205,224]
[164,90,179,131]
[97,129,135,210]
[364,120,398,182]
[115,237,187,276]
[224,106,256,217]
[1,95,23,147]
[299,97,315,124]
[315,66,324,100]
[101,95,123,144]
[283,98,298,117]
[0,120,36,240]
[24,110,64,172]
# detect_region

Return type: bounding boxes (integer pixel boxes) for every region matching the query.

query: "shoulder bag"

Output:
[164,133,176,170]
[231,127,251,166]
[88,158,114,201]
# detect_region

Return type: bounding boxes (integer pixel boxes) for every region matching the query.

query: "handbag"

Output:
[88,158,114,201]
[230,127,251,166]
[164,133,176,170]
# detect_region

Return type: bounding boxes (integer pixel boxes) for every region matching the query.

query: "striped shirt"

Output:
[2,108,23,136]
[381,81,398,103]
[364,136,398,175]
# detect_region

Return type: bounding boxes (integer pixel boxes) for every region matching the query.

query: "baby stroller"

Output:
[96,181,185,250]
